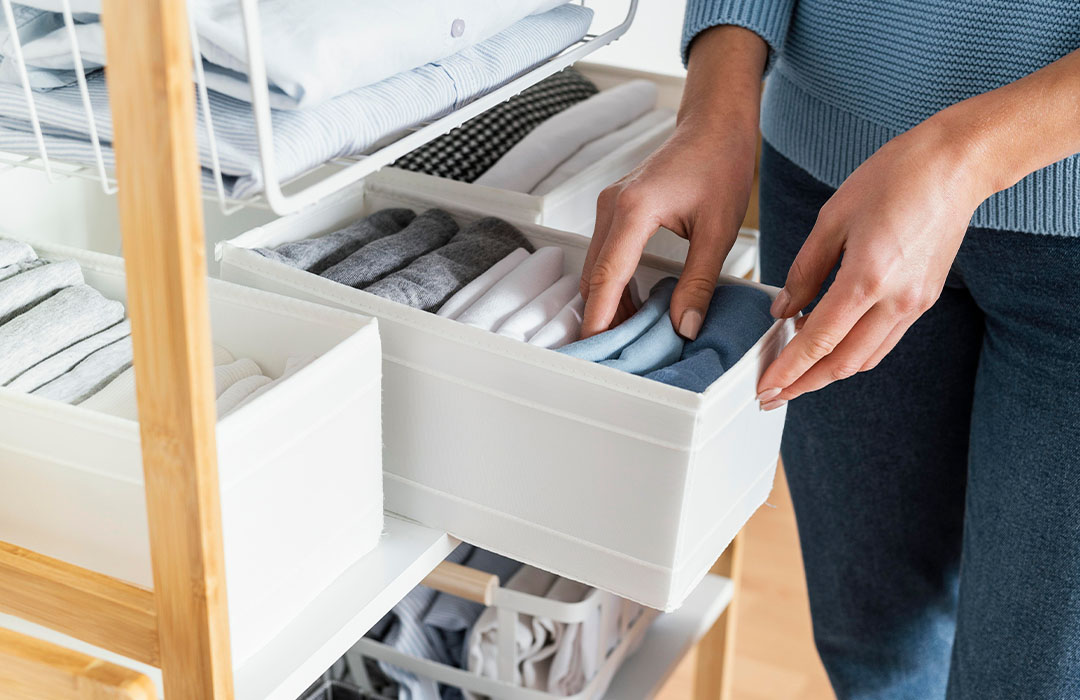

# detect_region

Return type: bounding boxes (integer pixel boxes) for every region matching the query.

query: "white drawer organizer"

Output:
[218,184,794,612]
[370,64,759,279]
[0,243,384,670]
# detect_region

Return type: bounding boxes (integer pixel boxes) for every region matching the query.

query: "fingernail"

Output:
[678,308,703,340]
[760,399,788,412]
[756,387,781,403]
[770,289,790,318]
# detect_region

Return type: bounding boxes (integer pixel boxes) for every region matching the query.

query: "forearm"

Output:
[677,26,767,136]
[930,47,1080,202]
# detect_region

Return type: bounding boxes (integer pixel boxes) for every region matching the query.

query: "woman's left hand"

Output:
[756,117,990,410]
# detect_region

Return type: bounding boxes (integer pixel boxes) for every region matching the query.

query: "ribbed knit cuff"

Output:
[681,0,796,71]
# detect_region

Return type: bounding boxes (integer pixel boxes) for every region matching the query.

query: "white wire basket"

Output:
[0,0,638,216]
[345,560,661,700]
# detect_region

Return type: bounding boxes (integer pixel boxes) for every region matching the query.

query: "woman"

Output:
[579,2,1080,698]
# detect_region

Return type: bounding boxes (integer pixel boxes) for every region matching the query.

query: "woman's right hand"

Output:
[578,26,768,340]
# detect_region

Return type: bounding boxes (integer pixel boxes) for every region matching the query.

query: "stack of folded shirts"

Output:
[354,544,646,700]
[0,1,594,198]
[397,75,675,195]
[0,237,302,417]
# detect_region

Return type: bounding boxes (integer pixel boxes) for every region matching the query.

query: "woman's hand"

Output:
[756,119,987,410]
[579,26,768,339]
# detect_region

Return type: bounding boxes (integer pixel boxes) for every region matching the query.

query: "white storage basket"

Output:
[0,243,384,668]
[217,184,794,611]
[347,562,662,700]
[367,64,761,279]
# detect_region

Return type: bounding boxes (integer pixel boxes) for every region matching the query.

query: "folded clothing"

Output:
[437,248,530,320]
[364,217,535,312]
[321,209,458,288]
[528,293,584,349]
[598,309,684,377]
[10,0,571,109]
[456,246,564,332]
[0,283,124,385]
[496,273,579,343]
[394,68,598,183]
[256,208,415,274]
[0,238,35,268]
[557,277,676,362]
[475,79,658,193]
[32,334,132,404]
[0,5,594,199]
[531,108,674,196]
[646,284,775,392]
[0,258,83,325]
[6,319,129,393]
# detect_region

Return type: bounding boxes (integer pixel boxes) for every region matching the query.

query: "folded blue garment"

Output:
[598,312,684,376]
[0,4,594,199]
[557,277,677,362]
[646,284,775,392]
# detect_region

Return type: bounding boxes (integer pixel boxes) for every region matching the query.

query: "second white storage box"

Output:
[218,185,794,611]
[0,243,384,667]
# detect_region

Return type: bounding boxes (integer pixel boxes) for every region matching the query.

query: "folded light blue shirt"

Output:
[557,277,677,362]
[646,284,775,393]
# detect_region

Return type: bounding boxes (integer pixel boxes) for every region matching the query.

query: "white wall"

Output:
[587,0,687,77]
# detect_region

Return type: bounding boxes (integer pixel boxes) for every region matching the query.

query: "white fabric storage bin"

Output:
[217,184,794,611]
[0,243,383,668]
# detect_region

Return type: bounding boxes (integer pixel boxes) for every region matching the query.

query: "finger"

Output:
[610,286,637,329]
[778,305,898,400]
[669,225,732,340]
[580,203,656,338]
[580,186,619,300]
[860,314,918,371]
[771,213,845,319]
[756,268,877,397]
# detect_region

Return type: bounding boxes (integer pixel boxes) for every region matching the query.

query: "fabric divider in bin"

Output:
[0,241,384,669]
[217,182,795,611]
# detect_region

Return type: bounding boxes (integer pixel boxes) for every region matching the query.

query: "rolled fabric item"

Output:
[394,68,599,183]
[0,238,35,268]
[214,358,262,397]
[230,355,314,413]
[456,246,564,332]
[528,293,584,349]
[364,217,534,312]
[531,108,674,195]
[320,209,458,288]
[0,284,124,385]
[557,277,675,362]
[475,80,659,193]
[645,284,775,392]
[212,343,235,366]
[496,273,579,342]
[0,258,83,325]
[437,248,530,320]
[32,336,133,404]
[6,319,130,393]
[256,208,416,273]
[0,258,48,283]
[597,313,684,376]
[215,374,272,417]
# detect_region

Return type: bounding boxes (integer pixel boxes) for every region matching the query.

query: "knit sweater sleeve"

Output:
[681,0,796,71]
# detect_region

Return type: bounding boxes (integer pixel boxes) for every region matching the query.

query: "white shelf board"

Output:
[604,573,734,700]
[0,514,455,700]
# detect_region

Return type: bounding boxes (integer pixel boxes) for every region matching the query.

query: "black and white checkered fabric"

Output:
[393,68,599,183]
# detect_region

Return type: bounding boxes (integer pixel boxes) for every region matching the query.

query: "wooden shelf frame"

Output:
[0,1,749,698]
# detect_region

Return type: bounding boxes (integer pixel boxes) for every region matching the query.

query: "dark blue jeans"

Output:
[758,142,1080,700]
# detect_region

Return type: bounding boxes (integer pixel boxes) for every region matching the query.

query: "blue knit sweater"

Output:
[682,1,1080,236]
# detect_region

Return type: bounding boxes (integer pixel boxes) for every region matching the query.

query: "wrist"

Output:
[678,26,765,134]
[915,107,1001,209]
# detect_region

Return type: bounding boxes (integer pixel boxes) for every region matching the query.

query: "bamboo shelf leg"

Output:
[694,529,746,700]
[101,1,233,698]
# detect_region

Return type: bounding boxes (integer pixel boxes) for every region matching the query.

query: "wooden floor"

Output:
[656,465,834,700]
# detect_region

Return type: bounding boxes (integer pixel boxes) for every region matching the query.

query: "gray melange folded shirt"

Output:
[0,259,83,326]
[257,208,416,274]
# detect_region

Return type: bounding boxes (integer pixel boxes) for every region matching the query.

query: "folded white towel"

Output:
[457,247,564,332]
[531,108,674,195]
[215,374,272,417]
[496,273,579,343]
[475,80,658,193]
[437,248,531,320]
[528,293,585,349]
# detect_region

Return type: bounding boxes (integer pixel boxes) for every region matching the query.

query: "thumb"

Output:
[670,231,731,341]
